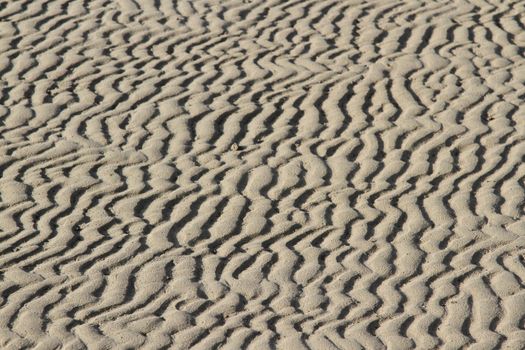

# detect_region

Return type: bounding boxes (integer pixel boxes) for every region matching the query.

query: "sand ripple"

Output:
[0,0,524,348]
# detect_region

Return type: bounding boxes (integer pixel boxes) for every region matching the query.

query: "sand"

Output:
[0,0,524,348]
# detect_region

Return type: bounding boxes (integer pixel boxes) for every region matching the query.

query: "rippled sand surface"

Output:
[0,0,524,348]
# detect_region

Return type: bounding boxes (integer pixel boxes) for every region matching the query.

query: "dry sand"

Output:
[0,0,525,349]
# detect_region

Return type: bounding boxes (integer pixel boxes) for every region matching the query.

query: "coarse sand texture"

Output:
[0,0,525,349]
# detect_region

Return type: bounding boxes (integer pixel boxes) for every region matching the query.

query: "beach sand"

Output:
[0,0,524,348]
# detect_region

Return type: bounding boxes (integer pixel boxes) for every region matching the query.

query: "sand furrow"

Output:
[0,0,524,349]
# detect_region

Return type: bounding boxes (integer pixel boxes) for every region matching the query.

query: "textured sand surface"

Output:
[1,0,525,349]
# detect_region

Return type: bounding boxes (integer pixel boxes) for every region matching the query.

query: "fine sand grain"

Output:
[1,0,525,349]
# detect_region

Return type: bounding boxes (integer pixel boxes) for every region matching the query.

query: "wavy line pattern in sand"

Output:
[0,0,525,348]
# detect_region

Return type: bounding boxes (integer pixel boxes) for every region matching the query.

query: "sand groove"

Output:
[0,0,525,349]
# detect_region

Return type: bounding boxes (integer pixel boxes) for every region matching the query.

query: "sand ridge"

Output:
[0,0,525,348]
